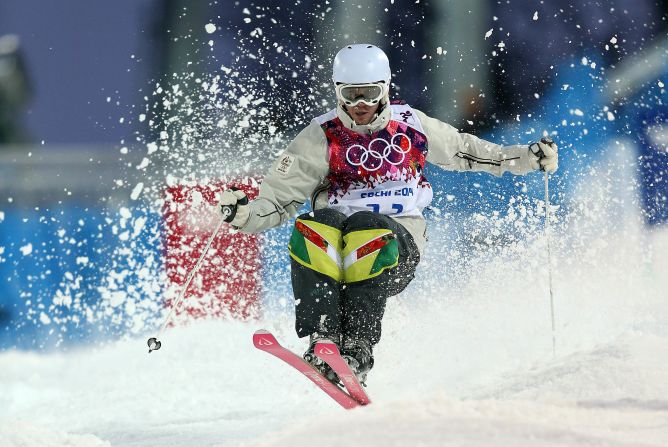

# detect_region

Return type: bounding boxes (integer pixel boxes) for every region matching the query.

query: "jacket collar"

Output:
[336,102,391,135]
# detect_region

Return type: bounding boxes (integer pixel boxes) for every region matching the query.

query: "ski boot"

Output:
[341,338,374,386]
[303,333,341,385]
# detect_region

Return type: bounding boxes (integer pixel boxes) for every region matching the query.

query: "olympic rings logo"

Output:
[345,133,412,172]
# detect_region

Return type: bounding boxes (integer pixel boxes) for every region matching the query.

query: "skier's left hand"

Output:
[529,138,558,174]
[218,189,250,228]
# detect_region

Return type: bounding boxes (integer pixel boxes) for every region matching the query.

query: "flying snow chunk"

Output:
[0,211,4,222]
[130,182,144,201]
[659,80,665,88]
[205,23,216,34]
[109,291,125,307]
[484,28,493,39]
[573,108,584,116]
[607,111,616,121]
[436,47,444,55]
[147,142,158,155]
[119,207,132,219]
[610,36,618,44]
[39,312,51,325]
[136,157,150,170]
[191,190,204,207]
[533,11,538,20]
[132,216,147,238]
[20,243,33,256]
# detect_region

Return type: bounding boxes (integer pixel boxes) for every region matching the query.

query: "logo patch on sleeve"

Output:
[276,154,295,175]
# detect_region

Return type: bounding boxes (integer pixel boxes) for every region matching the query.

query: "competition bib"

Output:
[317,104,433,218]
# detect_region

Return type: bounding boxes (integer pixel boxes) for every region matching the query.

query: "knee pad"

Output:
[342,229,399,283]
[289,218,343,280]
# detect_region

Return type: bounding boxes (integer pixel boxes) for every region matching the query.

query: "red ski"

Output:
[314,340,371,405]
[252,330,360,409]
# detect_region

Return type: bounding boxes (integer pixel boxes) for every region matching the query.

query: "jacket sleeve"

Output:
[413,109,537,176]
[238,120,329,233]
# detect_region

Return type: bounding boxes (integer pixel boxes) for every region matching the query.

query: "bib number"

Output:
[366,203,404,214]
[360,186,413,214]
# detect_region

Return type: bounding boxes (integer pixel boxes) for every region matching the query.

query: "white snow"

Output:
[0,421,110,447]
[1,324,667,446]
[132,216,147,238]
[130,182,144,200]
[136,157,150,170]
[19,243,32,256]
[38,312,51,325]
[484,28,493,39]
[204,23,216,34]
[119,207,132,220]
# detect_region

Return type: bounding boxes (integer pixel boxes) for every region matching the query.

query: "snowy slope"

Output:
[1,324,667,447]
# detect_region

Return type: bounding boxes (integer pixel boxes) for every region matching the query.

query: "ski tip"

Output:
[253,329,279,349]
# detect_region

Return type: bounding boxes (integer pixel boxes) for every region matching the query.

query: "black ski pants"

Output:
[288,209,420,346]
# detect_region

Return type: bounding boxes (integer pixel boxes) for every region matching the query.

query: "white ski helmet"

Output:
[332,44,392,107]
[332,44,391,85]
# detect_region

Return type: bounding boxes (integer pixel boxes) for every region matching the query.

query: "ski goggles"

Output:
[335,83,386,106]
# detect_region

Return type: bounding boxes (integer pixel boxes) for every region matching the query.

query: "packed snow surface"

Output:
[1,324,667,447]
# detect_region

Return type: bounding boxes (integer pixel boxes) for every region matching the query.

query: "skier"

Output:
[219,44,558,384]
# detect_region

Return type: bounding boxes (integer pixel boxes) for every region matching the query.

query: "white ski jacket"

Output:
[236,103,538,254]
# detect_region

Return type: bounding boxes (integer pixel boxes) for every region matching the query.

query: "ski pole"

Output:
[544,170,556,357]
[147,195,246,353]
[535,137,557,357]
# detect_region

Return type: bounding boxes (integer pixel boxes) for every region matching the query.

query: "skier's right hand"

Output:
[218,188,250,228]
